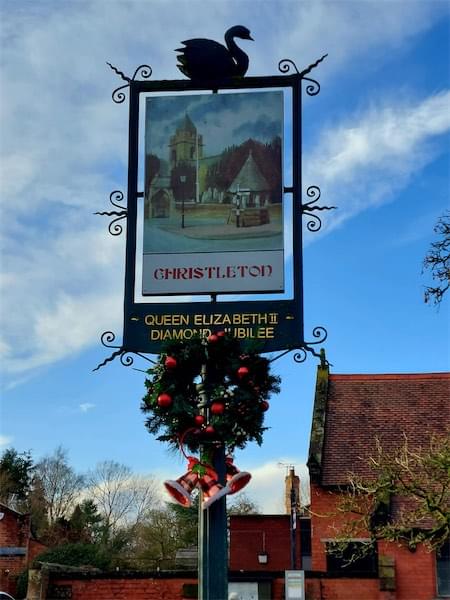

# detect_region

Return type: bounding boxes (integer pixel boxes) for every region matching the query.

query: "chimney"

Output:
[285,467,300,514]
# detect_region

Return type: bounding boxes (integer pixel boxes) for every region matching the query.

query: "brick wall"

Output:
[378,541,437,600]
[0,506,30,546]
[305,578,380,600]
[0,506,31,595]
[48,577,196,600]
[0,505,47,597]
[229,514,302,571]
[0,555,26,595]
[46,572,392,600]
[309,484,439,600]
[28,538,48,563]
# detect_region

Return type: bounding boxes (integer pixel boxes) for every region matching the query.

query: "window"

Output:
[326,541,378,577]
[300,518,312,570]
[437,540,450,597]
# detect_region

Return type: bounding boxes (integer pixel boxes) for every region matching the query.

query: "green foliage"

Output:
[145,153,161,193]
[334,432,450,556]
[16,569,28,599]
[167,498,199,547]
[33,542,112,570]
[131,498,199,570]
[69,499,104,543]
[142,334,280,453]
[0,447,33,504]
[182,583,198,598]
[28,476,49,540]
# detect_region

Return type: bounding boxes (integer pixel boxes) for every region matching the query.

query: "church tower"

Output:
[169,113,204,169]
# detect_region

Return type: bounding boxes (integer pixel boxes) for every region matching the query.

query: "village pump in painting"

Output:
[143,91,284,295]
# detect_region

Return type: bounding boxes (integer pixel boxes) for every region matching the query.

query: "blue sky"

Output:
[1,0,449,513]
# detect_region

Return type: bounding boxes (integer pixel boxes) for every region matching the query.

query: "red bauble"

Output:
[217,330,226,338]
[210,402,225,415]
[237,366,249,379]
[157,393,173,408]
[194,415,205,425]
[207,334,219,344]
[261,400,270,412]
[164,356,177,370]
[205,425,215,435]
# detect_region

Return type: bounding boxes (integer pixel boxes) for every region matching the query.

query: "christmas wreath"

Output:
[141,333,280,453]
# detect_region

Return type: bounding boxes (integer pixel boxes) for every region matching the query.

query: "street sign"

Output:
[285,570,305,600]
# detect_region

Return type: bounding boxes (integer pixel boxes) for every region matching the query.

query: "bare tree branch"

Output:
[423,211,450,306]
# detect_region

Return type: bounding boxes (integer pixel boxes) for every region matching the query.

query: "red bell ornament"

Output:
[157,393,173,408]
[225,456,252,494]
[164,470,198,507]
[164,356,177,370]
[237,366,249,379]
[198,473,230,509]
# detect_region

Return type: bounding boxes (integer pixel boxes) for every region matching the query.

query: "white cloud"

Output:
[0,435,14,447]
[0,1,447,382]
[232,458,309,514]
[79,403,96,413]
[304,91,450,239]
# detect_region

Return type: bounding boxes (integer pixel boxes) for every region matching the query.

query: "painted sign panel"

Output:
[143,91,284,295]
[123,299,301,354]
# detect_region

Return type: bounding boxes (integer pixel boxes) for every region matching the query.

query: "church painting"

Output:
[143,91,284,296]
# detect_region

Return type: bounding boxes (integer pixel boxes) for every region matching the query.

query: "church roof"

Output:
[228,150,269,193]
[176,113,197,135]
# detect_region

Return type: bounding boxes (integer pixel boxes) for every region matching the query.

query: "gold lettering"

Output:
[145,314,190,327]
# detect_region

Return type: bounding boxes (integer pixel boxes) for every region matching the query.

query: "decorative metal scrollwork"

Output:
[94,190,127,236]
[302,77,321,97]
[294,327,328,362]
[302,185,336,232]
[269,326,328,365]
[278,54,327,96]
[107,62,153,104]
[278,59,300,75]
[93,331,156,372]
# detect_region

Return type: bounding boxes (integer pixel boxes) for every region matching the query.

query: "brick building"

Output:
[9,366,450,600]
[0,503,46,597]
[306,365,450,599]
[228,365,449,600]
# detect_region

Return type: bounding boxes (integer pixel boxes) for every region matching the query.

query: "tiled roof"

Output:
[310,370,450,486]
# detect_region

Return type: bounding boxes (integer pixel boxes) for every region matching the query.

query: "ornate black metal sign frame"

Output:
[95,57,333,370]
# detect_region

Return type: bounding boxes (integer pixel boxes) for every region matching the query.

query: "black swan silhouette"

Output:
[176,25,253,81]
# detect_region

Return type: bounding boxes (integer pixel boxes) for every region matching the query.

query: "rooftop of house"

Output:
[308,367,450,486]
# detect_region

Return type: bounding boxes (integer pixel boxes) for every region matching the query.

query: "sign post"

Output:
[97,41,331,600]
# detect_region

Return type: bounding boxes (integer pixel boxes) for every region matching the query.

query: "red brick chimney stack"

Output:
[284,467,300,514]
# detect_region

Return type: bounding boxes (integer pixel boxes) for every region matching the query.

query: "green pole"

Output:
[197,362,228,600]
[199,445,228,600]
